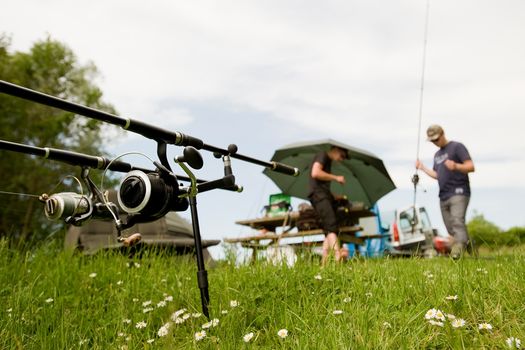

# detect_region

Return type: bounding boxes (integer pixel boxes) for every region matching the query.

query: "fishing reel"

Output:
[117,167,189,219]
[116,146,204,220]
[39,169,119,226]
[38,168,140,246]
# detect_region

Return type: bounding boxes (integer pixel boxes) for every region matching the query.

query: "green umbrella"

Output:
[262,139,396,208]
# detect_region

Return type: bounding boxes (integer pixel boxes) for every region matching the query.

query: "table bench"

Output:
[224,209,387,260]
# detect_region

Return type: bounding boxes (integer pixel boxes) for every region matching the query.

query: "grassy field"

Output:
[1,240,524,349]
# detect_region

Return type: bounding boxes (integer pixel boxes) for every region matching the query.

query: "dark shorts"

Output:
[309,192,338,235]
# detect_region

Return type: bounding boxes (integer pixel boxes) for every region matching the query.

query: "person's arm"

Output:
[444,159,475,174]
[415,159,438,180]
[311,162,345,184]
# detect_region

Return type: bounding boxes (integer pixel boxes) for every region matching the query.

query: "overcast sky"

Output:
[2,0,524,256]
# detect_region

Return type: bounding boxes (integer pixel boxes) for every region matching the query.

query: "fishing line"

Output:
[415,0,430,162]
[49,174,85,197]
[0,174,84,200]
[0,190,41,198]
[413,0,431,208]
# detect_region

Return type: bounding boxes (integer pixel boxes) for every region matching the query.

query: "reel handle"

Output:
[121,233,142,247]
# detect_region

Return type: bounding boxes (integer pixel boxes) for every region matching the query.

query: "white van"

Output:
[388,205,451,256]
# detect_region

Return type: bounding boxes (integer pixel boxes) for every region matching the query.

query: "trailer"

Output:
[346,204,452,258]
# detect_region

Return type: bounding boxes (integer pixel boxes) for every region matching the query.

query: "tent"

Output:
[65,211,219,263]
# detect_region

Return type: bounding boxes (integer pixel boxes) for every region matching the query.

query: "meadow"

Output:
[1,240,524,349]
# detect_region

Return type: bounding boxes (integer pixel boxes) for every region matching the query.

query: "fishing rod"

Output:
[0,139,243,192]
[1,137,242,318]
[0,80,299,319]
[0,139,242,238]
[0,80,299,177]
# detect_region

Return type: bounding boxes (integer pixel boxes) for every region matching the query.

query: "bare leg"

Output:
[322,232,341,265]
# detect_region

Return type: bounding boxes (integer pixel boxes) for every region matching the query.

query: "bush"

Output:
[468,213,524,247]
[505,226,525,245]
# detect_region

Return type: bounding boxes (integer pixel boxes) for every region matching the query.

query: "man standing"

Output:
[309,146,348,265]
[416,125,475,258]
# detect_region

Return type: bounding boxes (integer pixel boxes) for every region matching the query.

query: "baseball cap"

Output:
[426,124,444,141]
[331,146,348,159]
[337,147,349,159]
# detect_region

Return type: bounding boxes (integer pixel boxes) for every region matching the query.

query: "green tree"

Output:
[0,35,119,245]
[467,211,505,247]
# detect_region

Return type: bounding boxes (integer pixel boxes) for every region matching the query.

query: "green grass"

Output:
[1,240,524,349]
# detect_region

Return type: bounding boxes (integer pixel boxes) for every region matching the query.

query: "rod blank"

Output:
[0,79,299,176]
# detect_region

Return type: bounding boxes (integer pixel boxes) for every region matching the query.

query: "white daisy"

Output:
[230,300,239,308]
[451,319,466,328]
[243,332,254,343]
[333,310,343,315]
[89,273,97,278]
[194,330,206,341]
[478,323,493,331]
[277,329,288,338]
[142,300,152,307]
[506,337,522,349]
[157,323,170,337]
[172,308,187,318]
[343,297,352,303]
[314,274,322,280]
[135,321,147,329]
[45,298,54,303]
[425,309,437,320]
[435,310,446,321]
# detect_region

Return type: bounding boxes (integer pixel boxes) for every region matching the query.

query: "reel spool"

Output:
[117,170,188,220]
[42,192,91,221]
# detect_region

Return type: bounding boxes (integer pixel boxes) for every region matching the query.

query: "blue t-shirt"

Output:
[433,141,472,200]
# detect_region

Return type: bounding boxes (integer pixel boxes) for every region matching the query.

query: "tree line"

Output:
[0,34,119,246]
[467,213,525,248]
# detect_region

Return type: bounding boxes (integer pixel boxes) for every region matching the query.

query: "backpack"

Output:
[334,198,359,226]
[296,203,321,231]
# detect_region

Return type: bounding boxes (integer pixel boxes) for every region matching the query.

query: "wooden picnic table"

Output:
[234,207,376,232]
[224,207,386,258]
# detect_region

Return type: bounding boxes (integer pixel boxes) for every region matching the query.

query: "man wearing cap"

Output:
[416,125,475,258]
[308,146,348,265]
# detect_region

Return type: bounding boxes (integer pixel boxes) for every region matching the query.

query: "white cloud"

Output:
[2,0,525,237]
